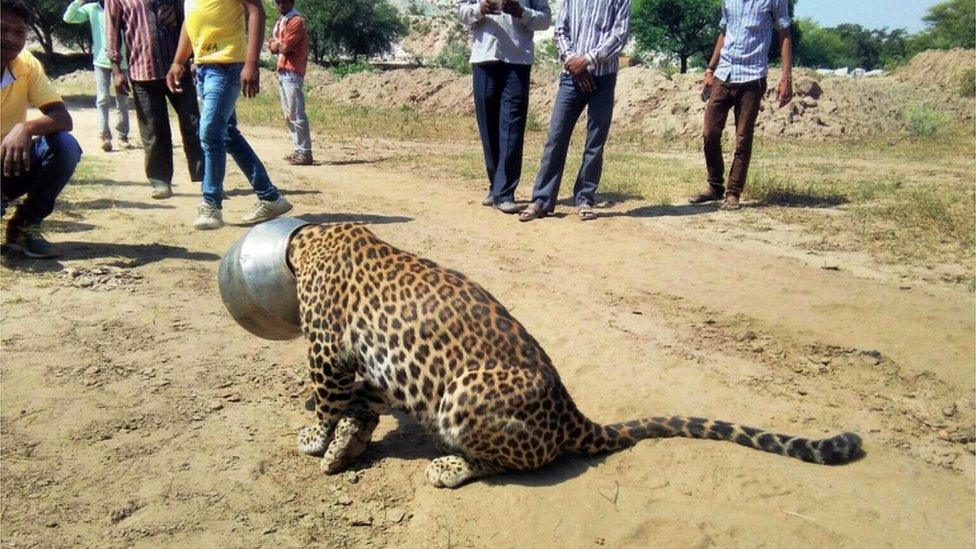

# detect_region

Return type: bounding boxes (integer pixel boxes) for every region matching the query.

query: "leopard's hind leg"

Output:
[425,455,503,488]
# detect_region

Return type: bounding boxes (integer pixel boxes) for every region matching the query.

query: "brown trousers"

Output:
[702,78,766,197]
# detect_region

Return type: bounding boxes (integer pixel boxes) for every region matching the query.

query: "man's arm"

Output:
[241,0,266,98]
[553,0,573,62]
[62,0,89,24]
[702,31,724,89]
[772,0,792,107]
[1,103,73,177]
[458,0,490,26]
[583,0,631,67]
[512,0,552,31]
[276,17,305,56]
[166,23,194,93]
[776,27,793,107]
[104,0,130,95]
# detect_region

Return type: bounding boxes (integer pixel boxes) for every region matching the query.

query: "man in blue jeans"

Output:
[167,0,291,230]
[519,0,630,222]
[1,0,83,258]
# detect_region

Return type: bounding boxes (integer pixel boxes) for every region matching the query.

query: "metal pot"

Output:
[218,216,310,340]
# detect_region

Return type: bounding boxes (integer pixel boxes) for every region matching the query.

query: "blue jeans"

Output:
[473,62,531,203]
[0,131,82,228]
[196,63,280,208]
[530,73,617,212]
[277,70,312,154]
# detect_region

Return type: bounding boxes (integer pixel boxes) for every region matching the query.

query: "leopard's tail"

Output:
[576,415,861,465]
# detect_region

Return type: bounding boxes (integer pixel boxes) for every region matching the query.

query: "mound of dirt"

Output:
[894,48,976,91]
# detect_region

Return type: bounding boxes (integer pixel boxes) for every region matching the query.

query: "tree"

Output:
[632,0,721,73]
[911,0,976,51]
[22,0,95,57]
[302,0,407,63]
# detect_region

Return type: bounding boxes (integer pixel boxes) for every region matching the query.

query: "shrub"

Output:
[905,104,950,136]
[431,41,471,75]
[958,68,976,98]
[330,59,377,79]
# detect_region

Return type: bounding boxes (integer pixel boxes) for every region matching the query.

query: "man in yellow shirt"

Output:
[166,0,291,230]
[1,0,83,258]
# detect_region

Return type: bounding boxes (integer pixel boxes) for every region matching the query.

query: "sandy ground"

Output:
[1,106,974,548]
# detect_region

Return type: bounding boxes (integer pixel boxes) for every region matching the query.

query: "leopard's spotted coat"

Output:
[288,223,861,488]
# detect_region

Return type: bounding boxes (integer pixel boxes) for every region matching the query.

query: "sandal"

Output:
[577,205,597,221]
[518,202,548,222]
[688,189,724,204]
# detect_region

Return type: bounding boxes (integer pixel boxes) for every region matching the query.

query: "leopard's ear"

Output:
[286,225,314,273]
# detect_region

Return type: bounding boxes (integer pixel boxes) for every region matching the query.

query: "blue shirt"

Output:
[554,0,631,77]
[716,0,791,84]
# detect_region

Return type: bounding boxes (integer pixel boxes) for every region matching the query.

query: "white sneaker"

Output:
[193,202,224,230]
[241,196,293,225]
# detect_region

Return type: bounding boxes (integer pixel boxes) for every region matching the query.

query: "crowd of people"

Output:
[0,0,794,258]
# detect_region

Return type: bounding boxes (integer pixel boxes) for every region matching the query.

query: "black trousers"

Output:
[130,78,204,187]
[473,62,531,203]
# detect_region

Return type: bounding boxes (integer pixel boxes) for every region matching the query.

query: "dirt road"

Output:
[2,107,973,547]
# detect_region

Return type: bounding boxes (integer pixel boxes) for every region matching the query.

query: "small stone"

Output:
[741,330,757,341]
[346,471,361,484]
[210,403,224,412]
[942,403,957,418]
[45,520,59,528]
[336,496,353,506]
[349,514,373,527]
[797,389,808,396]
[262,527,276,535]
[385,507,406,523]
[84,366,101,376]
[224,392,242,402]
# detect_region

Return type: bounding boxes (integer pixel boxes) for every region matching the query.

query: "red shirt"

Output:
[273,10,308,77]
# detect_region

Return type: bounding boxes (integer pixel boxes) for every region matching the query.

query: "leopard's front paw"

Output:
[320,415,377,474]
[297,423,331,457]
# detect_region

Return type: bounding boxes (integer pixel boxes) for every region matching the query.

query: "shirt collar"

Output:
[281,8,298,20]
[0,59,20,90]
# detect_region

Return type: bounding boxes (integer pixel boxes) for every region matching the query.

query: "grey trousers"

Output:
[93,66,130,140]
[277,70,312,154]
[530,72,617,212]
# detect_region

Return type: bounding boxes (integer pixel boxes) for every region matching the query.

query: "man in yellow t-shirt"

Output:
[1,0,83,258]
[166,0,291,231]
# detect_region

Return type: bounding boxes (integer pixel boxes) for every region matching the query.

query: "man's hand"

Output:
[112,67,130,96]
[563,54,589,77]
[166,63,186,94]
[1,123,32,178]
[268,38,280,54]
[479,0,500,15]
[501,0,523,18]
[701,68,715,91]
[777,74,793,108]
[241,62,260,98]
[574,71,595,93]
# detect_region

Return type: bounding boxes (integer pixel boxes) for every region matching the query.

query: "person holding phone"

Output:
[690,0,794,211]
[167,0,292,230]
[518,0,630,222]
[459,0,551,214]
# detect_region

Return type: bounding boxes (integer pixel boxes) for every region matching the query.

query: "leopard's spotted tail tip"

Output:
[815,432,863,465]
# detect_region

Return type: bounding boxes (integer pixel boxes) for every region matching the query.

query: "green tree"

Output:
[21,0,96,57]
[302,0,407,63]
[911,0,976,50]
[632,0,721,73]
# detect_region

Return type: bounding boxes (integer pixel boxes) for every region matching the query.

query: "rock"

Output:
[385,507,406,524]
[795,76,823,99]
[741,330,757,341]
[942,403,957,417]
[336,495,353,506]
[349,514,373,527]
[346,471,362,484]
[262,527,277,535]
[800,97,818,108]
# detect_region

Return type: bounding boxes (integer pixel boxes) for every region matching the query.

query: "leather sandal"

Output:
[688,189,724,204]
[518,202,549,222]
[577,204,597,221]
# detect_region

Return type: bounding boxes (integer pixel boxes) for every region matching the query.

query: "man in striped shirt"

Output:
[105,0,203,200]
[519,0,631,222]
[690,0,793,210]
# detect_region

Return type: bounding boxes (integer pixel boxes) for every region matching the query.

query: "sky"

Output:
[795,0,941,32]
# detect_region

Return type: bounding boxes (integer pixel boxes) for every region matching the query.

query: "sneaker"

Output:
[241,196,293,225]
[101,138,113,152]
[150,182,173,199]
[5,226,59,259]
[288,152,314,166]
[118,137,134,150]
[496,201,528,214]
[481,192,494,207]
[193,202,224,230]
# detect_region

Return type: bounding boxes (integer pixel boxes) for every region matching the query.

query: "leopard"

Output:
[286,223,862,488]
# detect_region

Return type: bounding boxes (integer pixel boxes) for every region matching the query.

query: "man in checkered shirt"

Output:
[690,0,794,210]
